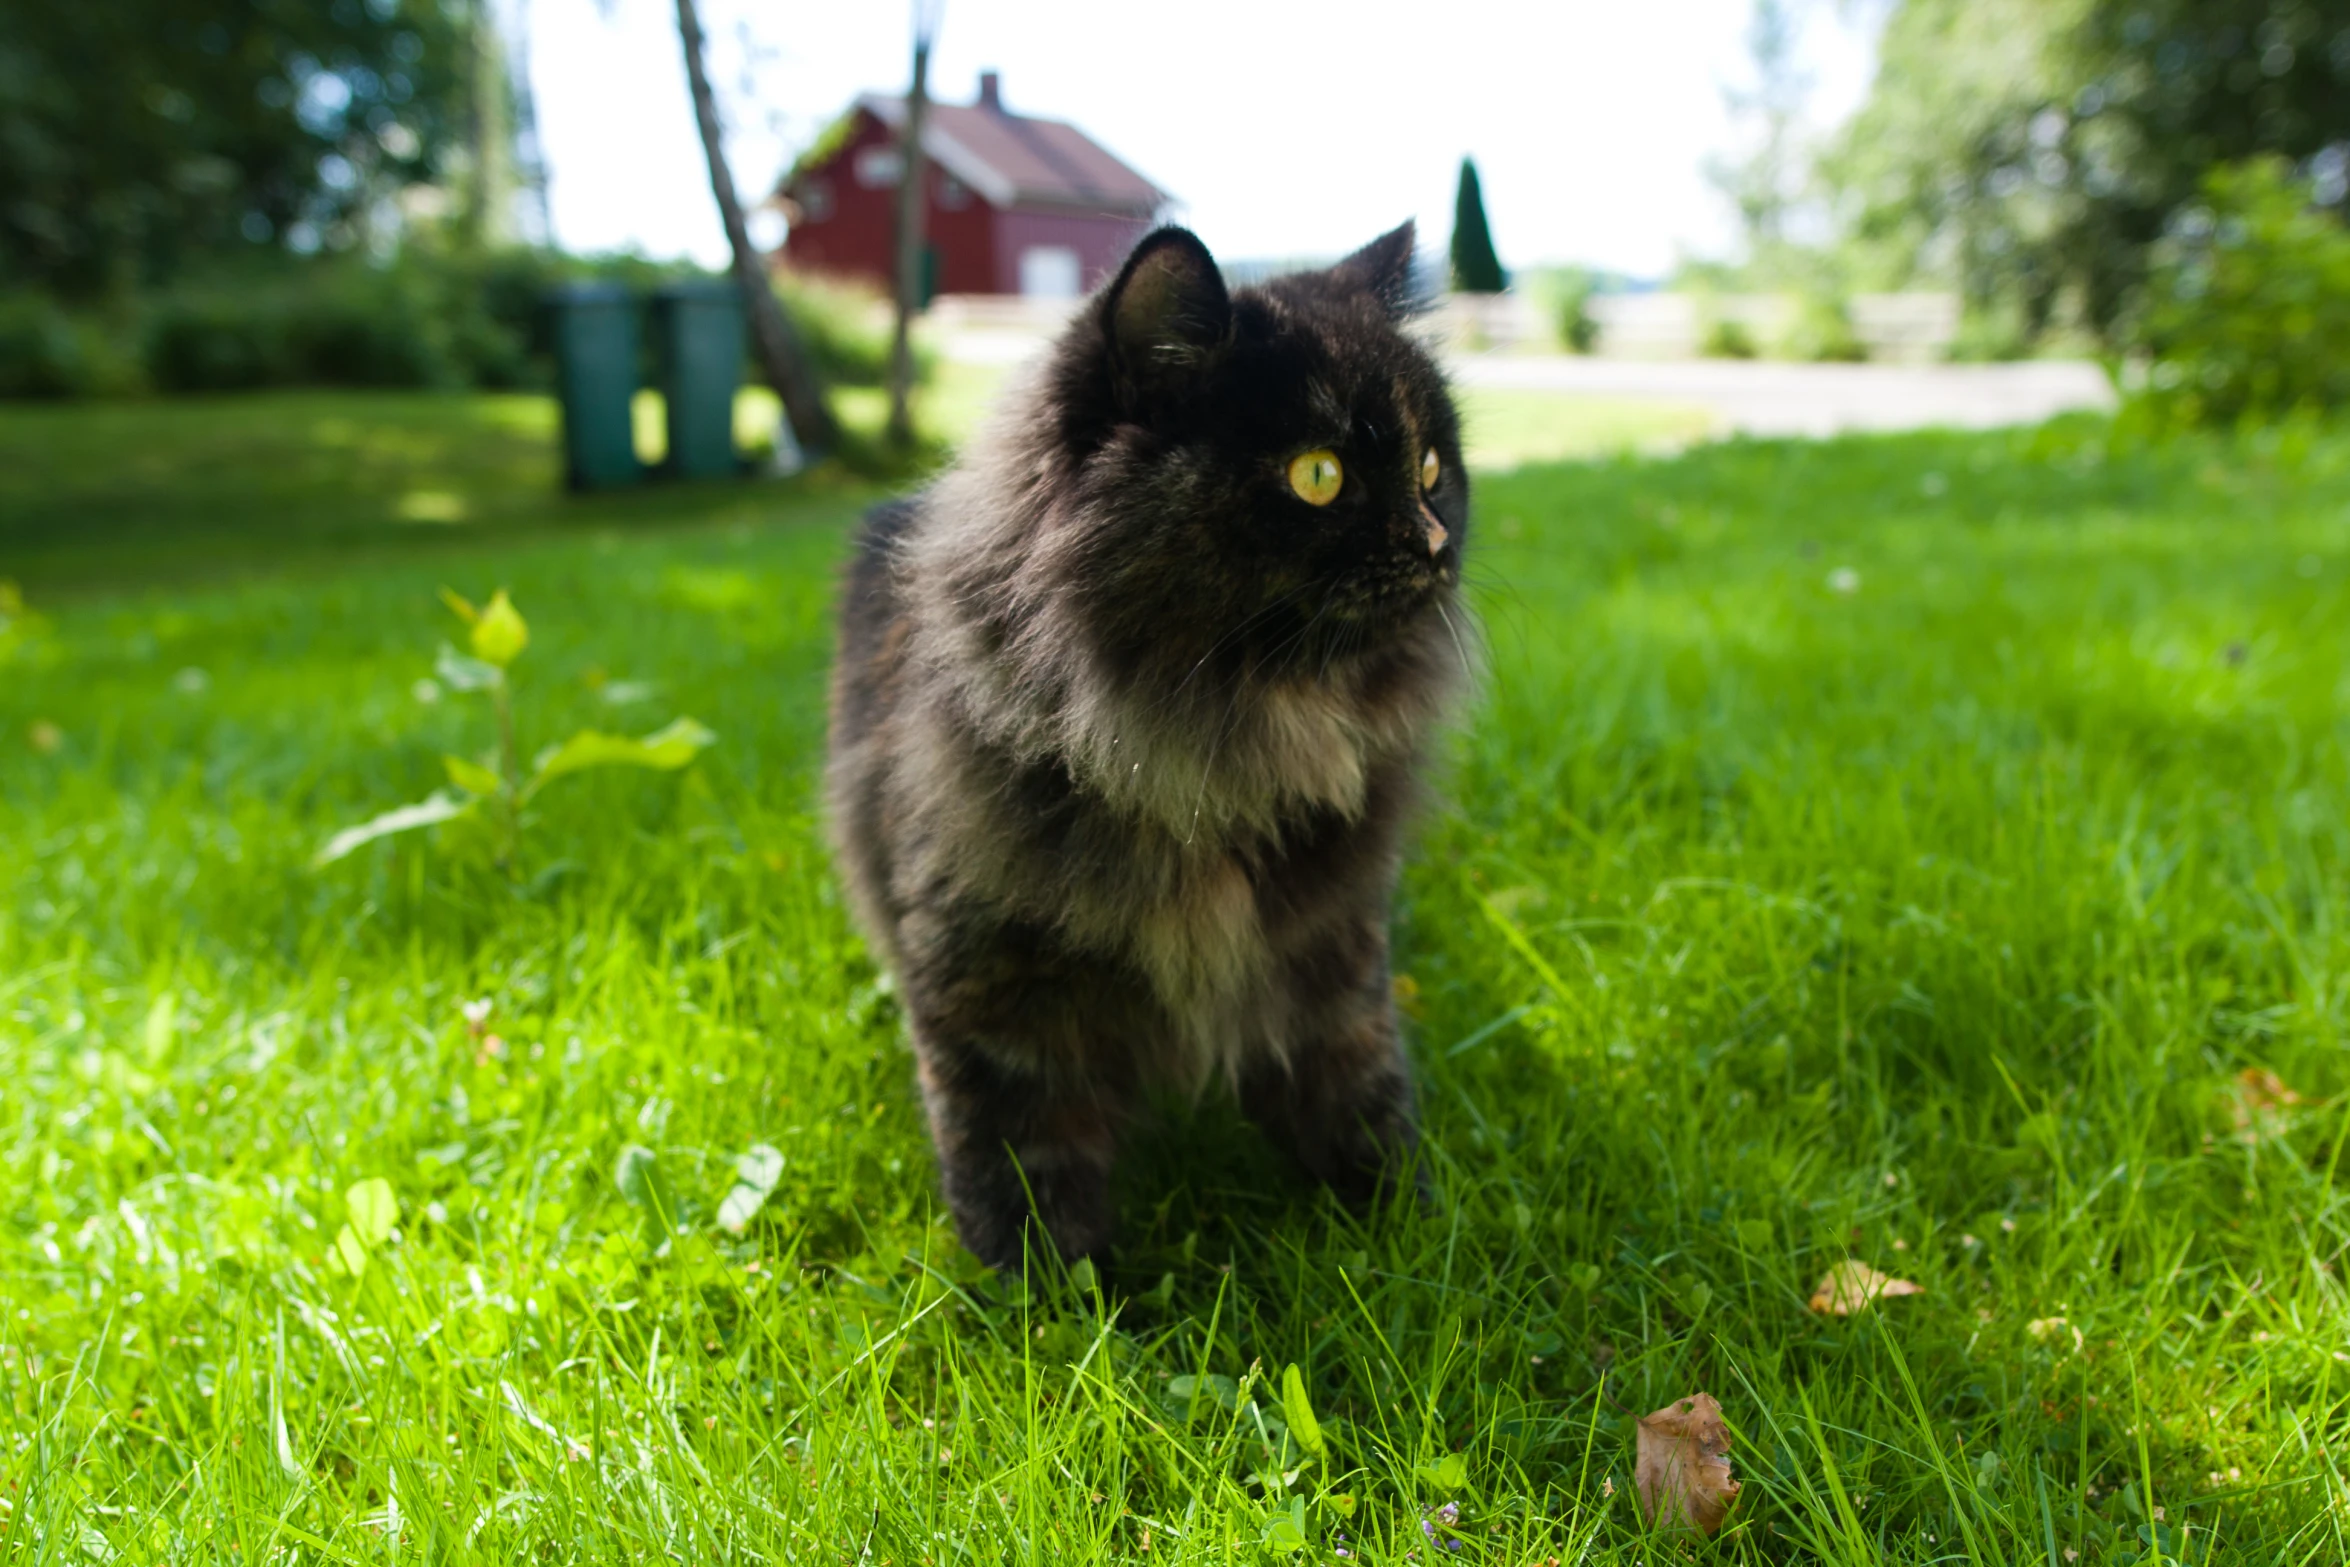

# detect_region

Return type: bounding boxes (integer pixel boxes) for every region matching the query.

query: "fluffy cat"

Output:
[826,221,1471,1272]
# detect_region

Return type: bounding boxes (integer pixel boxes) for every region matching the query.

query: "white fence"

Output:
[927,289,1966,364]
[1433,291,1961,363]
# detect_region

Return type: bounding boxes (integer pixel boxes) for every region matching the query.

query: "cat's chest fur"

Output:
[1048,750,1396,1088]
[1126,847,1272,1079]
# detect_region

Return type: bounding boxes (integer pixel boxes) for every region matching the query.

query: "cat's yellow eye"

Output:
[1288,449,1343,506]
[1421,447,1441,491]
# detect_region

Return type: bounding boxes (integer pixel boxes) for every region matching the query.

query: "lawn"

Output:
[3,391,2348,1564]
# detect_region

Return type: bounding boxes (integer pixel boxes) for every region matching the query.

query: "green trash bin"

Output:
[549,284,643,491]
[653,281,746,482]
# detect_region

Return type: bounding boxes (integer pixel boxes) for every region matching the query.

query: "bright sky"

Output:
[526,0,1881,278]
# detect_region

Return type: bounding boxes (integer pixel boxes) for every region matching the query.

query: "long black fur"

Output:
[826,222,1472,1271]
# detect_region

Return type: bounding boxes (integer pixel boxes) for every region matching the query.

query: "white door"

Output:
[1018,246,1081,299]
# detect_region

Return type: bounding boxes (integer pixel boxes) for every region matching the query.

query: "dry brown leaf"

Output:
[1808,1259,1924,1317]
[1634,1391,1741,1536]
[2238,1067,2303,1110]
[2231,1067,2305,1144]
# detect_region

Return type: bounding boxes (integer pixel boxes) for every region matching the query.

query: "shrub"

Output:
[0,295,98,397]
[142,290,295,391]
[1781,290,1867,362]
[2125,157,2350,430]
[775,274,933,389]
[0,248,934,402]
[449,247,708,390]
[1943,300,2035,363]
[1550,268,1601,354]
[1699,314,1759,360]
[287,269,465,388]
[144,267,462,393]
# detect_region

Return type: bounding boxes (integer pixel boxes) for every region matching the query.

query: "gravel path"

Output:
[936,322,2116,439]
[1448,355,2116,437]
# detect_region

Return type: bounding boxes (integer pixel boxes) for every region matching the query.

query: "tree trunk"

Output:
[886,38,931,447]
[673,0,837,455]
[461,0,512,248]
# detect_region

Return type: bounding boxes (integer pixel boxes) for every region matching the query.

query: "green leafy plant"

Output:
[327,1178,398,1279]
[1551,267,1602,354]
[775,274,936,390]
[313,588,715,873]
[2123,157,2350,432]
[1279,1364,1326,1461]
[1699,314,1760,359]
[1782,289,1868,362]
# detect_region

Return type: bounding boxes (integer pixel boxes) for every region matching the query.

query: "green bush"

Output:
[1550,268,1601,354]
[0,249,934,402]
[0,250,704,400]
[449,247,708,390]
[0,296,97,398]
[141,292,293,392]
[2126,157,2350,430]
[1780,290,1867,362]
[1699,314,1759,359]
[1943,300,2036,363]
[776,275,933,389]
[144,268,463,393]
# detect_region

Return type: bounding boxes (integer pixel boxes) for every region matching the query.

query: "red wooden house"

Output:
[774,73,1168,298]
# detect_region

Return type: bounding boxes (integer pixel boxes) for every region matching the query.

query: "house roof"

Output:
[847,92,1167,217]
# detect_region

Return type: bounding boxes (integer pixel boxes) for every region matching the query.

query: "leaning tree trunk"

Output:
[885,35,931,447]
[673,0,837,455]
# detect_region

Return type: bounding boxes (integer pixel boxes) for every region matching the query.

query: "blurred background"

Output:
[2,0,2346,561]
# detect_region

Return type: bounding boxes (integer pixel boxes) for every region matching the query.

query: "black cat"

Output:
[826,222,1472,1272]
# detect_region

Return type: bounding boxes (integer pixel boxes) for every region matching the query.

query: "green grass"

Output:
[1455,387,1715,468]
[4,393,2349,1563]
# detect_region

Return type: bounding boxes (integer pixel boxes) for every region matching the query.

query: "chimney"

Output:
[977,71,1002,112]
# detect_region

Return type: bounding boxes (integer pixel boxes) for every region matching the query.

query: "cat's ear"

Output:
[1331,220,1423,317]
[1104,227,1231,403]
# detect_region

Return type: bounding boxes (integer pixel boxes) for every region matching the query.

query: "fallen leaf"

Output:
[1635,1392,1740,1536]
[1808,1259,1924,1317]
[2231,1067,2304,1144]
[2238,1067,2302,1109]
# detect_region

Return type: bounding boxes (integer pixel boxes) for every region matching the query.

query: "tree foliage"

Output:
[2129,156,2350,426]
[0,0,467,295]
[1828,0,2350,348]
[1450,157,1508,294]
[1708,0,1813,268]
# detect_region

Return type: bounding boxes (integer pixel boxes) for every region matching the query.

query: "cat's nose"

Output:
[1419,500,1449,557]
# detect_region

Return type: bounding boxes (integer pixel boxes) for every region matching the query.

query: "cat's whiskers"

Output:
[1454,566,1541,665]
[1157,585,1310,715]
[1433,599,1475,681]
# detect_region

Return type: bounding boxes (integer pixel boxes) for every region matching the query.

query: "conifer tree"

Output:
[1449,157,1508,294]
